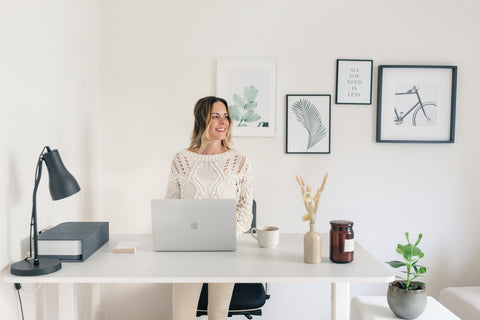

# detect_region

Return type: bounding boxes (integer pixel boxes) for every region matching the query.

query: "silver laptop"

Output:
[151,199,236,251]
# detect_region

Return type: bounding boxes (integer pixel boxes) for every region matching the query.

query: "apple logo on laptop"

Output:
[190,220,199,230]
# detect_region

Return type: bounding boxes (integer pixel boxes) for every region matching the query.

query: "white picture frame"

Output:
[216,58,277,137]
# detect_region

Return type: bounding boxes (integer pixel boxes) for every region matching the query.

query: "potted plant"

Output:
[386,232,427,319]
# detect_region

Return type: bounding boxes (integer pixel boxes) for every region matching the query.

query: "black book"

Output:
[38,222,109,262]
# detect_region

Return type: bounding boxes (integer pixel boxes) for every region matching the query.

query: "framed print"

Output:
[286,94,331,154]
[335,59,373,105]
[376,65,457,143]
[216,58,277,137]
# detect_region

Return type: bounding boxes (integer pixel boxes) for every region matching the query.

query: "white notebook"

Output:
[113,241,139,253]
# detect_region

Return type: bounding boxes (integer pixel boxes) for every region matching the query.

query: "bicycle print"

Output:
[393,84,437,127]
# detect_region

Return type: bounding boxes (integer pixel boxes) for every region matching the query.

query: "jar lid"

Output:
[330,220,353,227]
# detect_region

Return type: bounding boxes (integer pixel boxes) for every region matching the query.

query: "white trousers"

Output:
[172,283,234,320]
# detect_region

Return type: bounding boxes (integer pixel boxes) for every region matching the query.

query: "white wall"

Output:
[0,0,100,319]
[2,0,479,319]
[99,0,480,319]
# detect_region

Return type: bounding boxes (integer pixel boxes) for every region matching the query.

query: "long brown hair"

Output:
[189,96,233,150]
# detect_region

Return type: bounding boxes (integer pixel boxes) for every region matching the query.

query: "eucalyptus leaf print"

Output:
[229,85,262,127]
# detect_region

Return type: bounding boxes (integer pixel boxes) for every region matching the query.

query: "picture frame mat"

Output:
[286,94,331,154]
[336,59,373,105]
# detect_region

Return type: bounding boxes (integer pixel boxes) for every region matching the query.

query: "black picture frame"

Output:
[335,59,373,105]
[376,65,457,143]
[286,94,331,154]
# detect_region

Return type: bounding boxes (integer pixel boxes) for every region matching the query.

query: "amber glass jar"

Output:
[329,220,354,263]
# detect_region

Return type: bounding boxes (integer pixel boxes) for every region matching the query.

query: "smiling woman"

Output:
[188,96,233,155]
[164,96,254,320]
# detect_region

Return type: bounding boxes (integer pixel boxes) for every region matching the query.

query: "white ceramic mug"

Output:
[250,226,279,248]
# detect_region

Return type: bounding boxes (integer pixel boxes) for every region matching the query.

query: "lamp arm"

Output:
[31,158,44,265]
[30,147,49,265]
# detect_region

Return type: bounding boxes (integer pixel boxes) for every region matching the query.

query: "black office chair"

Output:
[196,200,270,319]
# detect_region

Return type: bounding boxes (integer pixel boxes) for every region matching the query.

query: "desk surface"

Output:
[4,233,394,284]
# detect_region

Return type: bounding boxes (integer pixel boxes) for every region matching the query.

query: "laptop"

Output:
[151,199,237,251]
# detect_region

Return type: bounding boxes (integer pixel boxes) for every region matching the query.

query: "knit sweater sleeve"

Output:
[165,154,181,199]
[235,155,253,236]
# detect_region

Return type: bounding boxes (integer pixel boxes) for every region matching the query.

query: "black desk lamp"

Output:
[10,146,81,276]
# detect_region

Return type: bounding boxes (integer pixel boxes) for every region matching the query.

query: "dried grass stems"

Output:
[296,172,328,223]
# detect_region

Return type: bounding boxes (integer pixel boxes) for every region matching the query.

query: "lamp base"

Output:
[10,258,62,276]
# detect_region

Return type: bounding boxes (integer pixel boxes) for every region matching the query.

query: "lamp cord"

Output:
[14,284,25,320]
[28,146,49,260]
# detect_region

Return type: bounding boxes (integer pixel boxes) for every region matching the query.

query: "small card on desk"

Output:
[113,241,139,253]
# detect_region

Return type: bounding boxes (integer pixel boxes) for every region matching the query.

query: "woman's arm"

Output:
[165,157,181,199]
[235,157,253,236]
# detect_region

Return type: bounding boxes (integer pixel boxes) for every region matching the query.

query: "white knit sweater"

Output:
[165,149,253,236]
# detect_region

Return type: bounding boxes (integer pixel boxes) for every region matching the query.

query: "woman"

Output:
[165,96,253,320]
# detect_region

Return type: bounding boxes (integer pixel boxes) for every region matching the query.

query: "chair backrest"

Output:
[247,199,257,232]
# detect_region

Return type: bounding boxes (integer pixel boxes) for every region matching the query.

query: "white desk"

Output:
[4,234,394,320]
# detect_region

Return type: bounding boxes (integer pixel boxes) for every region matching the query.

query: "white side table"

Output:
[439,287,480,320]
[351,296,460,320]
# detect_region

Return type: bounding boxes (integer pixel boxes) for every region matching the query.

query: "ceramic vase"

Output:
[304,222,322,264]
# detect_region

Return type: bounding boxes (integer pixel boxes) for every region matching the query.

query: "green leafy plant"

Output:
[386,232,427,290]
[229,86,262,127]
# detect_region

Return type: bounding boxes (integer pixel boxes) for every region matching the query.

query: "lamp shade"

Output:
[43,149,81,200]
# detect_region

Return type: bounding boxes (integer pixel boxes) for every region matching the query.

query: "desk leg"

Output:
[331,282,350,320]
[58,283,77,320]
